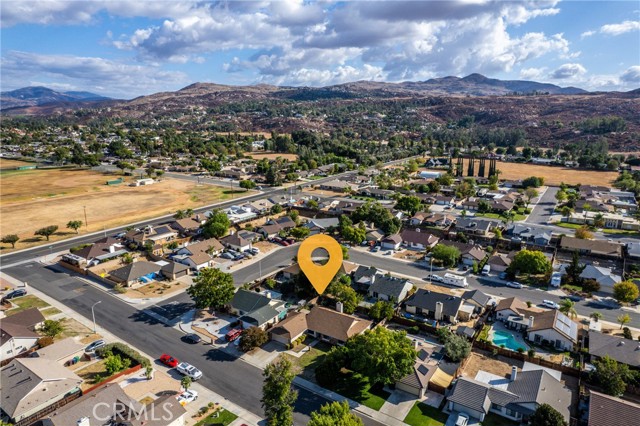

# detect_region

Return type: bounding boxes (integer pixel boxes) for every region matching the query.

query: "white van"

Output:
[481,264,490,276]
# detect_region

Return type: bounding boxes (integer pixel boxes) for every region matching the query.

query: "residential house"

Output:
[319,179,355,193]
[173,238,223,270]
[434,195,455,206]
[29,338,84,366]
[488,252,514,272]
[257,216,297,238]
[268,194,295,206]
[0,308,45,361]
[160,261,190,280]
[628,242,640,260]
[351,265,379,291]
[447,366,572,423]
[559,236,623,259]
[396,343,442,398]
[462,289,493,314]
[425,158,450,168]
[236,230,261,243]
[494,297,542,322]
[328,199,366,215]
[359,187,395,200]
[230,289,286,330]
[304,217,340,235]
[269,311,309,346]
[454,217,496,237]
[507,224,552,246]
[579,265,622,292]
[220,232,252,252]
[368,275,413,303]
[588,331,640,368]
[124,225,178,248]
[381,234,402,250]
[305,306,372,345]
[224,205,257,223]
[400,229,439,250]
[172,217,202,236]
[404,289,465,323]
[439,240,487,266]
[280,261,357,283]
[409,212,430,226]
[72,236,127,264]
[365,229,385,242]
[247,198,275,214]
[109,261,163,287]
[0,358,82,424]
[423,213,456,228]
[588,391,640,426]
[506,309,579,351]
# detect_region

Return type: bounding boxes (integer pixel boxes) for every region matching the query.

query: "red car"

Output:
[160,353,179,368]
[225,328,242,342]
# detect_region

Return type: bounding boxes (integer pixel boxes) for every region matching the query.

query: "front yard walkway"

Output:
[380,389,420,420]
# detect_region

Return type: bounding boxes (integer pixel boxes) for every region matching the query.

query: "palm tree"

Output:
[590,312,603,322]
[561,206,573,219]
[559,299,578,319]
[593,213,605,229]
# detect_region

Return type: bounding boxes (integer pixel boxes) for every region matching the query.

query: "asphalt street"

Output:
[526,186,559,225]
[3,261,383,426]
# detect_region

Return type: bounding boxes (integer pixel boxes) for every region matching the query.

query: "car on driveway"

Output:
[498,272,508,280]
[1,288,27,302]
[506,281,523,289]
[541,300,559,309]
[225,328,242,342]
[84,339,106,353]
[159,353,179,368]
[177,389,198,405]
[176,362,202,380]
[182,333,202,344]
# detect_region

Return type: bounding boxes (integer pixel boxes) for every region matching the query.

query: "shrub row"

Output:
[96,342,150,368]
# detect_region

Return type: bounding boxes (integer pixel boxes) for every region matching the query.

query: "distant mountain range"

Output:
[1,86,111,110]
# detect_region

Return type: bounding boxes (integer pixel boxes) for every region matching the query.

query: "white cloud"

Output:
[600,20,640,36]
[520,67,547,80]
[580,30,595,39]
[550,63,587,79]
[0,50,188,97]
[620,66,640,83]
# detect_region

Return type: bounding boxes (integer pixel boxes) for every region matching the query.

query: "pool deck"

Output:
[489,321,530,351]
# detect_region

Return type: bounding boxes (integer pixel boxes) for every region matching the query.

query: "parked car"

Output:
[506,281,523,289]
[481,264,491,276]
[221,252,234,259]
[561,294,581,302]
[177,389,198,405]
[2,288,27,302]
[84,339,106,353]
[176,362,202,380]
[182,333,202,344]
[249,247,260,255]
[225,328,242,342]
[427,274,444,283]
[498,272,508,280]
[159,353,179,368]
[371,246,380,252]
[541,300,559,309]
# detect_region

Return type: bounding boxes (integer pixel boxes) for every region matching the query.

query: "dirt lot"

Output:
[461,351,523,379]
[0,158,36,168]
[422,159,619,186]
[244,151,298,161]
[0,168,251,251]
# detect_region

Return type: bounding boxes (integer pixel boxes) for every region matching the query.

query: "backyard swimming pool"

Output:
[492,330,527,351]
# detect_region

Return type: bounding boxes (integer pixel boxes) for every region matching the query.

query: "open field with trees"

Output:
[0,168,249,251]
[244,151,299,161]
[424,160,619,186]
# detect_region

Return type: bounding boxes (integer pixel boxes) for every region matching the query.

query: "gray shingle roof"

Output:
[231,289,270,314]
[110,261,162,282]
[239,303,283,327]
[589,390,640,426]
[447,377,491,414]
[506,370,572,419]
[589,331,640,367]
[405,289,463,318]
[368,275,411,301]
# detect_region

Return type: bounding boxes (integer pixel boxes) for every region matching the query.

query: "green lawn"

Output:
[404,402,448,426]
[553,221,583,229]
[476,212,525,221]
[4,295,50,315]
[327,371,390,411]
[480,413,519,426]
[561,284,582,292]
[601,228,640,236]
[195,409,238,426]
[41,306,63,318]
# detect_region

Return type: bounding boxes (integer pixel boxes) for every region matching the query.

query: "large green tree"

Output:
[439,329,471,362]
[186,268,235,309]
[262,357,298,426]
[35,225,58,241]
[201,210,231,239]
[395,195,422,216]
[308,401,363,426]
[431,244,460,268]
[369,301,395,322]
[1,234,19,248]
[529,403,568,426]
[612,281,639,304]
[507,249,551,275]
[592,355,632,396]
[66,220,83,234]
[346,327,416,385]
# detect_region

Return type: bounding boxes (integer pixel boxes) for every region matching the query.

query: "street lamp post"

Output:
[91,301,102,333]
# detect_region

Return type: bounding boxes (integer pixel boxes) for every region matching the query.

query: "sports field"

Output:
[422,159,618,186]
[0,168,249,251]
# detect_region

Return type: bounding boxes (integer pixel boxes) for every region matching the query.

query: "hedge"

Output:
[96,342,150,368]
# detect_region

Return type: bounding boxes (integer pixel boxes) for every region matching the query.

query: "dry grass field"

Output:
[244,151,299,161]
[0,168,252,251]
[422,159,618,186]
[0,158,36,168]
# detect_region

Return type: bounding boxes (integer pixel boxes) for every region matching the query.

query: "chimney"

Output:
[77,417,90,426]
[109,245,115,253]
[529,316,534,328]
[435,301,443,321]
[336,301,344,313]
[510,366,518,382]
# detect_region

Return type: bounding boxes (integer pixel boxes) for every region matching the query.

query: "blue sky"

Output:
[1,1,639,98]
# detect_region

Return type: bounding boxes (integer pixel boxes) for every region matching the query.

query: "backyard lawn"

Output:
[404,402,448,426]
[480,413,519,426]
[195,409,238,426]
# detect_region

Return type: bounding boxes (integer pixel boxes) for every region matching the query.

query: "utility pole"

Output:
[91,301,102,333]
[83,206,88,230]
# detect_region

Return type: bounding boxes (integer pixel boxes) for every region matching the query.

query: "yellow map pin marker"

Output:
[297,234,343,295]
